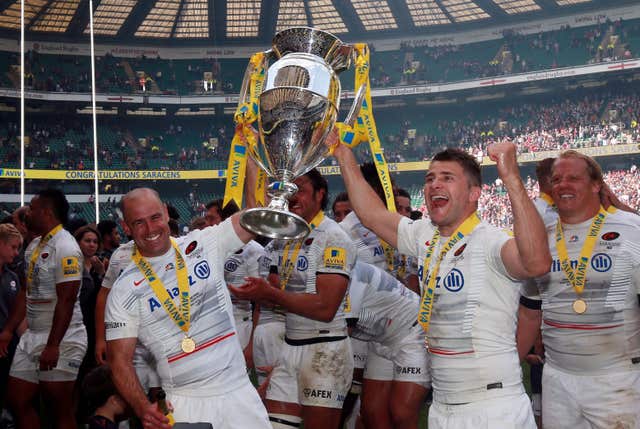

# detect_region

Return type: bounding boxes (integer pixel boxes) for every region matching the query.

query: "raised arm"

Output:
[332,137,402,248]
[231,149,260,244]
[489,141,551,279]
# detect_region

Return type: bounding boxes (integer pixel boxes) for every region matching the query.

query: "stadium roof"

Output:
[0,0,630,45]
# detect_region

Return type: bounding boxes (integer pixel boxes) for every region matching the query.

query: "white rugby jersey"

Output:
[102,240,135,290]
[255,251,285,325]
[105,219,248,393]
[533,195,559,225]
[224,240,265,320]
[348,262,420,347]
[102,240,158,368]
[340,211,409,279]
[340,211,388,270]
[25,227,85,332]
[397,216,523,404]
[522,209,640,375]
[266,215,356,340]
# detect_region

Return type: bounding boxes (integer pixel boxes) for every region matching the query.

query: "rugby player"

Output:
[333,137,550,428]
[518,151,640,429]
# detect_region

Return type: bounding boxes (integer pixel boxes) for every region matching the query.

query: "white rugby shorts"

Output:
[542,364,640,429]
[351,337,368,370]
[10,326,87,383]
[234,315,253,350]
[429,392,536,429]
[253,321,285,384]
[168,379,270,428]
[364,330,430,387]
[266,337,353,409]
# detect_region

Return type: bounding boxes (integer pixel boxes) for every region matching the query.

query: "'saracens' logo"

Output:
[453,243,467,257]
[601,232,620,241]
[185,241,198,255]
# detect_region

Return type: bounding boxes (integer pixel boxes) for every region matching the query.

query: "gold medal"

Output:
[572,299,587,314]
[181,336,196,353]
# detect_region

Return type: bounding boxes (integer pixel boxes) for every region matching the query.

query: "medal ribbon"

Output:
[133,239,191,334]
[417,213,481,332]
[223,52,267,209]
[540,192,555,207]
[26,224,63,293]
[279,211,324,290]
[555,206,608,295]
[349,44,397,272]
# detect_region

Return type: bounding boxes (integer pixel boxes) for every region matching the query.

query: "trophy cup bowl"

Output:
[240,27,361,240]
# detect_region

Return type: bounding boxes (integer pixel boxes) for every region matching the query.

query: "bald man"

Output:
[104,188,270,429]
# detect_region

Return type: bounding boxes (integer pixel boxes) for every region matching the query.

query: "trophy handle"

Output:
[343,83,366,126]
[238,50,270,106]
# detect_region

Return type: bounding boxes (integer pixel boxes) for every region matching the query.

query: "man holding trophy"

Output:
[227,27,362,429]
[231,169,356,429]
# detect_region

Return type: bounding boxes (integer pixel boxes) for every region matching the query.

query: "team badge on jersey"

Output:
[324,247,346,270]
[185,241,198,255]
[453,243,467,257]
[62,256,80,277]
[601,232,619,241]
[41,252,49,260]
[194,260,211,279]
[442,268,464,292]
[297,256,309,271]
[225,259,239,272]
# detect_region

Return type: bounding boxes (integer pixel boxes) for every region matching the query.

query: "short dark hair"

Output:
[12,206,27,224]
[82,365,117,413]
[168,218,180,236]
[410,209,423,220]
[166,205,180,221]
[395,188,411,199]
[38,189,69,225]
[431,148,482,187]
[97,220,118,238]
[332,192,349,213]
[205,199,222,212]
[302,168,329,210]
[360,162,390,203]
[220,200,239,220]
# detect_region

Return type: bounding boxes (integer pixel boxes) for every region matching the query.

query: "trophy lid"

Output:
[272,27,353,72]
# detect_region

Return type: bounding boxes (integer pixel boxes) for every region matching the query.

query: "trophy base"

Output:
[240,208,311,240]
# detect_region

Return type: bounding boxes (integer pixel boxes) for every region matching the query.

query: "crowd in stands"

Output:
[380,88,640,163]
[2,18,639,96]
[0,83,639,172]
[2,86,639,171]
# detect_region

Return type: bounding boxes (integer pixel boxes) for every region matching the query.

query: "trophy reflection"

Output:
[240,27,364,240]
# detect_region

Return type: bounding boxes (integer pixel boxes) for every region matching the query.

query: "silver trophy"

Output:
[240,27,365,239]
